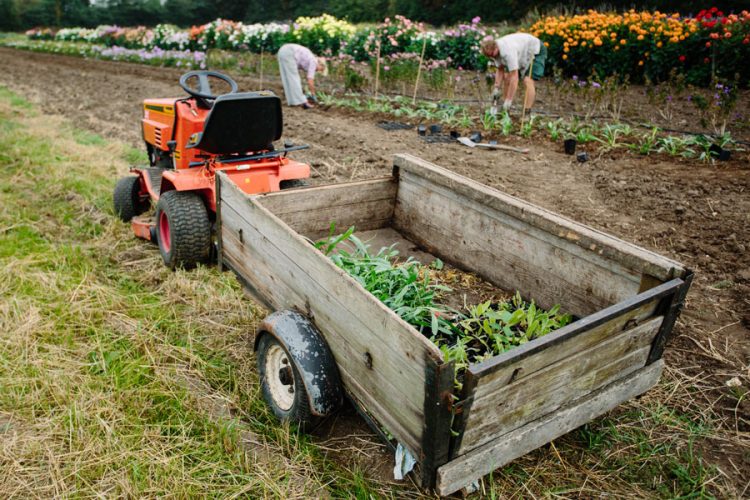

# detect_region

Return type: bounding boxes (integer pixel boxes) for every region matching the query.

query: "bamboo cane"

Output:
[374,39,381,97]
[259,46,264,91]
[412,37,428,104]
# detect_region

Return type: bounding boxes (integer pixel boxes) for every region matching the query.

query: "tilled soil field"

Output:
[1,47,748,495]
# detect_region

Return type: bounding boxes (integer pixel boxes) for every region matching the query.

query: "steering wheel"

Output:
[179,70,238,100]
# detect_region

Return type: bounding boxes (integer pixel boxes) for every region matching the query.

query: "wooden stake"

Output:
[412,37,427,104]
[259,46,264,90]
[374,39,381,97]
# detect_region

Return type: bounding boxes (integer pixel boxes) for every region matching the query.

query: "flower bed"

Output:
[4,38,206,69]
[24,15,494,72]
[530,8,750,86]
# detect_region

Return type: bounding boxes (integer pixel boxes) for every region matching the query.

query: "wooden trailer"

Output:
[215,154,692,495]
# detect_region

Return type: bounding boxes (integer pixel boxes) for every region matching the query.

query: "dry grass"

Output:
[0,86,392,498]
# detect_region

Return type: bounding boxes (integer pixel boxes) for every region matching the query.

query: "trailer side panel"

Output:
[218,173,442,457]
[437,360,664,496]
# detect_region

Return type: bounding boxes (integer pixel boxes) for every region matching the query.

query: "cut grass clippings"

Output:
[0,85,397,498]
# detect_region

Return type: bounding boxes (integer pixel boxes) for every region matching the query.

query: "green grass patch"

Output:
[0,85,390,497]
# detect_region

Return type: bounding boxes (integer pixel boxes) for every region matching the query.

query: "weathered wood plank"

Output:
[256,178,397,238]
[272,200,393,239]
[457,317,661,454]
[436,361,665,496]
[394,170,640,317]
[221,206,427,441]
[257,177,396,216]
[470,304,661,397]
[394,154,685,282]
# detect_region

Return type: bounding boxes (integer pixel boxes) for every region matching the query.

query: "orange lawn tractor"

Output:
[113,70,310,268]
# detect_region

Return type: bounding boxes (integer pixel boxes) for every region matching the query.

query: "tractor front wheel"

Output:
[155,190,211,269]
[113,176,149,222]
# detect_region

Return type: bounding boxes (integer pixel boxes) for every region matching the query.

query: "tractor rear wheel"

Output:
[155,190,211,269]
[113,176,149,222]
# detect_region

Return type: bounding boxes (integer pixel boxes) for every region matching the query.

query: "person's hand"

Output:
[306,93,318,104]
[492,87,501,100]
[502,99,512,111]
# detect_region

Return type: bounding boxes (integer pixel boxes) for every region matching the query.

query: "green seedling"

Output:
[520,115,538,138]
[500,111,513,136]
[576,127,599,143]
[545,119,564,141]
[481,110,498,131]
[629,126,661,155]
[597,123,632,149]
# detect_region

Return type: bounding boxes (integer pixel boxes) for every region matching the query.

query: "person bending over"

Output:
[480,33,547,114]
[277,43,327,109]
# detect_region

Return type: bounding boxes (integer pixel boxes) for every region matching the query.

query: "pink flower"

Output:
[472,16,481,24]
[383,66,390,71]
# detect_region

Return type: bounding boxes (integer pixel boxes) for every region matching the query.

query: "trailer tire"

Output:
[113,176,149,222]
[257,333,318,429]
[280,179,308,190]
[155,190,211,269]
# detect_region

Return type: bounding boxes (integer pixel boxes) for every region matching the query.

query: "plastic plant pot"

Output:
[710,143,731,161]
[429,124,443,134]
[417,125,427,136]
[564,139,577,155]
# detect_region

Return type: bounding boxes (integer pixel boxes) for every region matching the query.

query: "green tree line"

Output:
[2,0,749,31]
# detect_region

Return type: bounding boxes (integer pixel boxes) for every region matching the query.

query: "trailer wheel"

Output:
[257,333,318,428]
[155,190,211,269]
[280,179,308,190]
[113,176,149,222]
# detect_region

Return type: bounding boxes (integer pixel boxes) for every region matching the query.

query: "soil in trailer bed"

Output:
[1,47,748,496]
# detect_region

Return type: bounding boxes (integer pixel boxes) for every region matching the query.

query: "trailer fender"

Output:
[255,310,342,416]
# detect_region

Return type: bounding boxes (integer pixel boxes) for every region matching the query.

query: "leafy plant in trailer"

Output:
[315,227,456,337]
[434,293,572,380]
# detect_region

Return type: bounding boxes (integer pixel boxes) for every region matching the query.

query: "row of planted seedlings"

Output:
[317,91,741,162]
[314,227,572,386]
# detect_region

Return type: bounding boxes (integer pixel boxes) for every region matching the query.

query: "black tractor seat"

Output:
[187,92,283,155]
